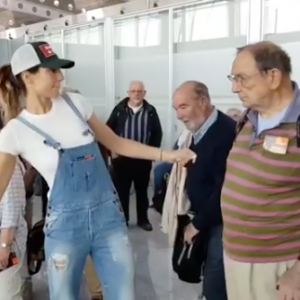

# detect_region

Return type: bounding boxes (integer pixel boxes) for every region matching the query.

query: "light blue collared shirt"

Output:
[193,108,218,144]
[248,82,300,131]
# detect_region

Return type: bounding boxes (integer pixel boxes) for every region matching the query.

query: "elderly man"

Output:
[222,41,300,300]
[226,108,241,121]
[173,81,236,300]
[107,81,163,231]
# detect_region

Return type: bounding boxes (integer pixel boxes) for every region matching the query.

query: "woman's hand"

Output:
[0,246,10,270]
[162,149,197,165]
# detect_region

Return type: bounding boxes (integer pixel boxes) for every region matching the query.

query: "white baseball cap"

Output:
[11,41,75,76]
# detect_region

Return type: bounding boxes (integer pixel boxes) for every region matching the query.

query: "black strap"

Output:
[28,259,43,276]
[236,109,300,148]
[235,109,250,138]
[297,115,300,148]
[41,177,49,218]
[0,113,3,130]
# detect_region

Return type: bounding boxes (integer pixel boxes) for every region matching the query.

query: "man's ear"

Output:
[198,96,206,107]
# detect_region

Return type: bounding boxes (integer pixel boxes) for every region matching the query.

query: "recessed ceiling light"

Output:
[54,0,59,6]
[81,8,86,13]
[8,19,13,25]
[39,0,45,2]
[68,4,73,10]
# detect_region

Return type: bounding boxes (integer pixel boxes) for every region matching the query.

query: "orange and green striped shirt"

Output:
[222,94,300,262]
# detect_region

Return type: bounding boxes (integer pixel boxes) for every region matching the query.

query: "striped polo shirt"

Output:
[222,83,300,263]
[122,105,149,144]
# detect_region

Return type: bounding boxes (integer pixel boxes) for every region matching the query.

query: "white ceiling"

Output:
[0,0,126,30]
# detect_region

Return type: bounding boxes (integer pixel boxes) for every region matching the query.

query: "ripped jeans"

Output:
[45,199,134,300]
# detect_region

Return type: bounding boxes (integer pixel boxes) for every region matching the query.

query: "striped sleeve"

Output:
[0,163,25,229]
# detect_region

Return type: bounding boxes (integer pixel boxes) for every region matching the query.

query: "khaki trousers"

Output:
[0,254,23,300]
[22,199,33,300]
[224,251,295,300]
[84,256,102,298]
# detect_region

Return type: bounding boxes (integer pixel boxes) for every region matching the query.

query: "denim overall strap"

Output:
[17,116,62,150]
[62,93,94,136]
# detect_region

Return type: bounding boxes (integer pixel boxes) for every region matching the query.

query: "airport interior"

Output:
[0,0,299,299]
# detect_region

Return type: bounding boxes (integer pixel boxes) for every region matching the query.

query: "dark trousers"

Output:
[112,158,152,223]
[203,225,227,300]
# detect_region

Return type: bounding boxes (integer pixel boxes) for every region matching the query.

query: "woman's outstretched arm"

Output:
[88,114,196,164]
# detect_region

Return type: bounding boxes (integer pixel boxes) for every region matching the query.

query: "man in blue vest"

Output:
[173,81,236,300]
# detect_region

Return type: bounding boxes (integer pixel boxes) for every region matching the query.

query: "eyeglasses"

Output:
[130,90,144,94]
[228,70,272,86]
[227,73,259,87]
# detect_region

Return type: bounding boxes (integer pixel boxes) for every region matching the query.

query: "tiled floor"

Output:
[30,194,201,300]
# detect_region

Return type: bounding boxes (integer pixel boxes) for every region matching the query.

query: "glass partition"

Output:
[235,0,249,36]
[63,24,107,120]
[9,37,25,57]
[29,31,63,56]
[0,39,9,67]
[172,0,247,139]
[113,11,171,148]
[264,0,300,35]
[263,0,300,82]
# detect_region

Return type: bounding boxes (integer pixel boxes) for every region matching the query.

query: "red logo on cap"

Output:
[39,44,55,58]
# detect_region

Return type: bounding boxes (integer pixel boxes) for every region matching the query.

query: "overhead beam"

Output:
[0,0,74,20]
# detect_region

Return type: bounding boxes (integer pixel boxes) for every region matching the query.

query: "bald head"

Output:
[173,81,213,131]
[237,41,291,75]
[127,81,146,107]
[175,81,210,102]
[129,81,144,90]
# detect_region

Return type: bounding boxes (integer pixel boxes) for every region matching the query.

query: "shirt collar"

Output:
[247,81,300,126]
[193,107,218,144]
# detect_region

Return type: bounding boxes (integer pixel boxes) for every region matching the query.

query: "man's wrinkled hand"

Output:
[184,223,199,244]
[277,262,300,300]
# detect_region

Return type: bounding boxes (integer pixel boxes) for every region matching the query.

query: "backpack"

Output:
[152,173,170,214]
[26,177,48,276]
[27,219,45,275]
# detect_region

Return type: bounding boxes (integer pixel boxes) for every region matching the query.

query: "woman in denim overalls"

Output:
[0,41,196,300]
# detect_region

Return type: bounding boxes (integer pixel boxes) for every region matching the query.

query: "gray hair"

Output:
[128,81,145,91]
[176,81,211,101]
[237,41,292,75]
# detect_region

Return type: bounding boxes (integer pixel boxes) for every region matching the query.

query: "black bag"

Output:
[172,215,207,284]
[27,219,45,275]
[152,173,169,214]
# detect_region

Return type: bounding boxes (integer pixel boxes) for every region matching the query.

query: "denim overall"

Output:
[17,95,134,300]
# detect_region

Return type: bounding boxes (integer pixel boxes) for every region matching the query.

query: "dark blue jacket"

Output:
[185,111,236,230]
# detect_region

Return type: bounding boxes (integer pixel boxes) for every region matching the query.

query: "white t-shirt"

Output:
[0,92,94,191]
